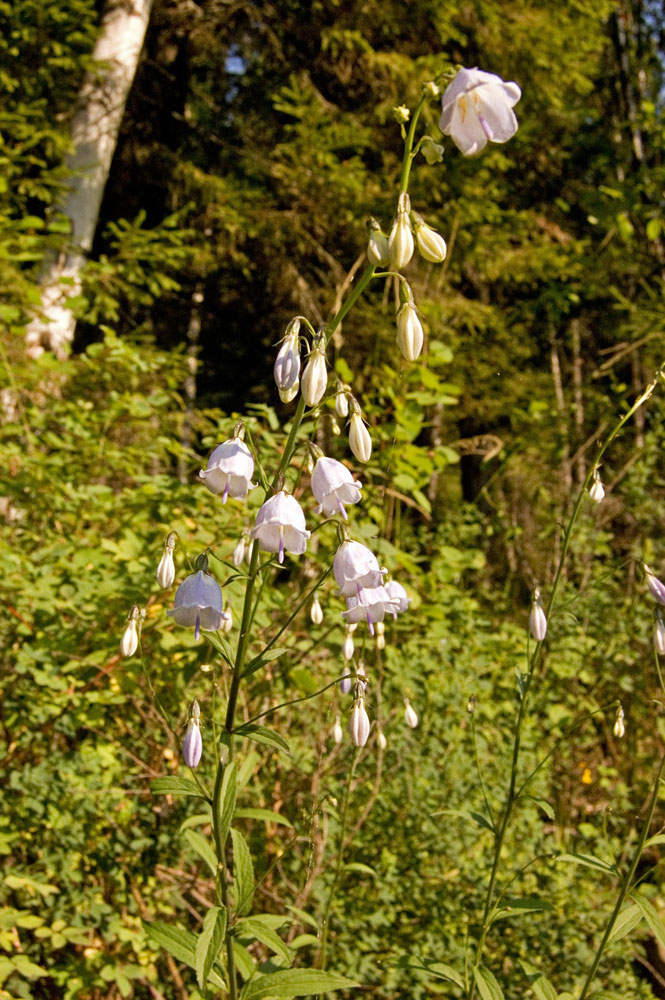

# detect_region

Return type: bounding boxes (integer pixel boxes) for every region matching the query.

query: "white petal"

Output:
[476,89,519,144]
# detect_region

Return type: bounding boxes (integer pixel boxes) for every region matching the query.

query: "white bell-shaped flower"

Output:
[349,410,372,463]
[274,320,301,403]
[396,301,424,362]
[349,698,371,747]
[645,564,665,605]
[413,214,447,263]
[199,435,256,502]
[168,568,225,639]
[311,456,363,520]
[250,491,311,563]
[439,67,521,156]
[384,579,410,614]
[343,585,401,634]
[334,539,385,597]
[529,589,547,642]
[156,532,177,589]
[367,219,390,267]
[389,193,414,269]
[404,698,418,729]
[301,337,328,407]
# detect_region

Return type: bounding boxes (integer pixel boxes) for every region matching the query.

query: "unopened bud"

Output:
[310,595,323,625]
[335,384,349,418]
[389,196,414,269]
[339,675,352,695]
[349,698,371,747]
[529,589,547,642]
[233,535,247,567]
[655,609,665,655]
[396,301,424,361]
[120,607,140,658]
[393,105,410,124]
[367,219,390,267]
[375,620,385,650]
[332,715,343,744]
[613,704,625,739]
[182,701,203,768]
[342,629,355,661]
[301,337,328,407]
[349,410,372,463]
[589,470,605,504]
[157,533,177,589]
[645,564,665,606]
[377,728,387,750]
[222,602,233,633]
[404,698,418,729]
[413,213,447,264]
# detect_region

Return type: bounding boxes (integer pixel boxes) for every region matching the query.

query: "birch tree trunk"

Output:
[26,0,153,359]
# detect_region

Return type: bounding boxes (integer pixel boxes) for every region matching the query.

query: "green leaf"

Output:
[241,969,359,1000]
[151,776,208,799]
[494,897,553,921]
[469,811,495,833]
[195,906,227,990]
[232,939,256,979]
[145,921,197,967]
[343,862,376,877]
[631,895,665,950]
[231,828,255,916]
[524,796,555,820]
[235,808,293,828]
[236,916,293,963]
[287,906,319,931]
[473,965,505,1000]
[215,762,237,851]
[519,960,557,1000]
[421,963,464,988]
[607,903,643,944]
[184,829,218,877]
[555,853,618,875]
[243,647,290,677]
[234,724,292,756]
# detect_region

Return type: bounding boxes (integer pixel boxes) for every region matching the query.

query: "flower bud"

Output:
[349,698,371,747]
[342,630,355,661]
[301,337,328,407]
[310,595,323,625]
[404,698,418,729]
[335,384,349,419]
[330,415,341,436]
[589,470,605,504]
[645,564,665,606]
[182,700,202,768]
[655,609,665,655]
[339,675,352,694]
[367,219,390,267]
[375,621,385,650]
[393,105,411,124]
[233,535,247,567]
[377,728,387,750]
[420,136,444,164]
[529,589,547,642]
[389,196,414,270]
[120,607,140,658]
[274,320,301,402]
[396,301,424,362]
[332,715,343,744]
[222,602,233,633]
[413,213,447,263]
[613,704,625,739]
[349,407,372,463]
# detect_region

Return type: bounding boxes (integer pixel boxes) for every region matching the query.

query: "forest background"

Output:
[3,0,665,998]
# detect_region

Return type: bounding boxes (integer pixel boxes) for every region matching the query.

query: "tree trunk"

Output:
[26,0,153,359]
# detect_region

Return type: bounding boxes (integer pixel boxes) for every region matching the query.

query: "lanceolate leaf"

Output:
[150,776,208,799]
[234,723,292,756]
[215,762,237,851]
[231,827,255,916]
[145,920,226,988]
[631,895,665,950]
[519,960,557,1000]
[607,903,643,944]
[235,808,294,828]
[473,965,505,1000]
[195,906,227,990]
[184,829,218,877]
[236,915,293,963]
[241,969,359,1000]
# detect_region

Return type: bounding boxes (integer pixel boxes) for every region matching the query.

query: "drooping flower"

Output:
[168,561,225,639]
[334,539,385,597]
[644,564,665,606]
[310,595,323,625]
[389,193,414,269]
[589,470,605,504]
[396,298,424,362]
[120,606,140,658]
[529,589,547,642]
[182,700,202,768]
[301,335,328,407]
[250,491,311,563]
[439,67,521,156]
[348,398,372,463]
[199,431,256,502]
[343,585,401,634]
[384,579,410,613]
[404,698,418,729]
[274,319,301,404]
[413,213,447,264]
[156,532,177,589]
[655,610,665,655]
[332,715,343,744]
[349,698,371,747]
[311,456,363,520]
[367,218,390,267]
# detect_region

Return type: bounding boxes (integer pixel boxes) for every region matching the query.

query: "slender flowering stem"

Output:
[212,759,238,1000]
[399,93,428,194]
[318,747,361,972]
[240,674,353,728]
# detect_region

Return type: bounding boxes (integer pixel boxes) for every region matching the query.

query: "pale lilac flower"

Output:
[342,585,401,634]
[338,675,353,694]
[655,610,665,655]
[384,580,410,613]
[250,491,311,563]
[349,698,371,747]
[168,569,225,639]
[645,565,665,606]
[120,607,140,658]
[529,589,547,642]
[199,435,256,502]
[156,532,177,589]
[334,540,385,597]
[182,701,202,768]
[439,67,521,156]
[404,698,418,729]
[367,219,390,267]
[311,456,362,520]
[274,320,301,404]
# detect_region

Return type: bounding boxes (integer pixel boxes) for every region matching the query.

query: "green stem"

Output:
[212,761,238,1000]
[398,94,427,194]
[319,748,361,971]
[578,752,665,1000]
[241,673,352,728]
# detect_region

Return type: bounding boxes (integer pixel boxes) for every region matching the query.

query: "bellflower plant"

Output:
[182,699,202,768]
[311,453,363,519]
[250,490,311,563]
[273,318,301,404]
[156,531,176,589]
[167,556,226,639]
[199,427,256,502]
[348,400,372,463]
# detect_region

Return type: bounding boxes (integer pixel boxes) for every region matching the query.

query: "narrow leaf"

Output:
[631,895,665,950]
[555,853,618,875]
[231,828,255,916]
[184,829,218,877]
[494,896,553,921]
[195,906,227,990]
[423,963,464,988]
[241,969,359,1000]
[473,965,505,1000]
[287,905,319,930]
[343,862,376,877]
[234,724,292,756]
[151,776,207,800]
[232,939,256,979]
[243,647,290,677]
[236,916,292,963]
[519,960,557,1000]
[145,921,196,967]
[235,808,294,828]
[607,903,643,944]
[215,762,237,851]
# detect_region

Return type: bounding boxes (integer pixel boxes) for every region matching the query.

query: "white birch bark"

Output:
[26,0,153,358]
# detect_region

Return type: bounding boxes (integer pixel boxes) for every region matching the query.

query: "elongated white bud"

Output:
[375,621,385,650]
[377,729,387,750]
[349,698,371,747]
[222,602,233,633]
[349,409,372,463]
[301,338,328,407]
[342,629,355,661]
[529,589,547,641]
[367,219,390,267]
[644,564,665,605]
[389,194,414,269]
[655,610,665,655]
[613,704,625,739]
[413,213,447,263]
[589,470,605,504]
[233,535,247,567]
[120,606,141,658]
[182,700,202,768]
[310,595,323,625]
[156,532,177,589]
[332,715,343,744]
[335,385,349,418]
[339,675,352,694]
[404,698,418,729]
[396,301,424,361]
